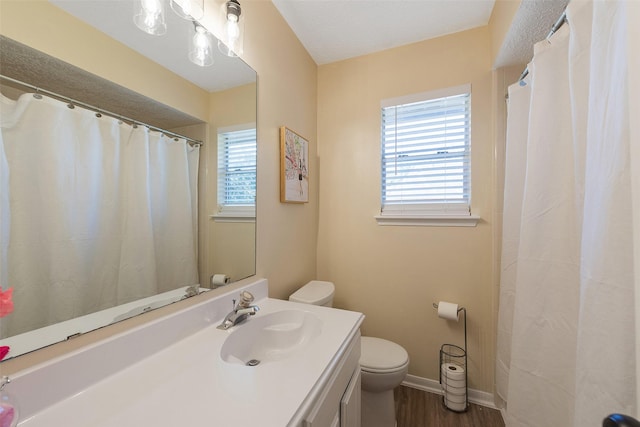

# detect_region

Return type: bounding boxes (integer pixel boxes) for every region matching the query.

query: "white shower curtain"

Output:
[497,0,636,425]
[0,92,199,337]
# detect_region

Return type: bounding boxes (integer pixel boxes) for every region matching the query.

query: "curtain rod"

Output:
[518,11,568,82]
[0,74,203,146]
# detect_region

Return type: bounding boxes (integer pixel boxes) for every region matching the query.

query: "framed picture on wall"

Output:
[280,126,309,203]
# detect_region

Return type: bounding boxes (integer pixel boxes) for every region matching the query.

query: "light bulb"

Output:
[228,21,240,39]
[218,0,244,57]
[189,26,213,67]
[134,0,166,35]
[225,20,240,50]
[227,10,239,23]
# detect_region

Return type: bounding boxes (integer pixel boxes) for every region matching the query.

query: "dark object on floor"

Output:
[603,414,640,427]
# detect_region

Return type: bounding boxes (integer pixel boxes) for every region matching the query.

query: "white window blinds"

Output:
[217,127,256,209]
[381,85,471,216]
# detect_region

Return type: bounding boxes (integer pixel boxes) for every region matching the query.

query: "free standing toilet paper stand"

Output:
[434,303,468,413]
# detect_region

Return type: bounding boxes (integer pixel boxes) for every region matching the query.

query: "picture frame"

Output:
[280,126,309,203]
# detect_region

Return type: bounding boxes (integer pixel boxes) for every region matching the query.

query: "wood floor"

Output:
[394,386,505,427]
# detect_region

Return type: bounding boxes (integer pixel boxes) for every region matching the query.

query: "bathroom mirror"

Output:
[0,0,257,360]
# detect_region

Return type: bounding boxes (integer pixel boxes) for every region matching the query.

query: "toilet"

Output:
[289,281,409,427]
[360,337,409,427]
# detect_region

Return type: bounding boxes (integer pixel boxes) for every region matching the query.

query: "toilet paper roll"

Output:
[443,372,467,412]
[445,393,467,404]
[442,382,464,393]
[441,377,466,390]
[441,374,466,390]
[444,396,467,412]
[437,301,460,321]
[441,362,465,380]
[441,362,466,395]
[211,274,231,287]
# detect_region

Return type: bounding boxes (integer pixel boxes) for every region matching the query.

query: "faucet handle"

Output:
[238,291,254,308]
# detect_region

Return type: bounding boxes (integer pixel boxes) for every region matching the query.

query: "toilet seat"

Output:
[360,336,409,374]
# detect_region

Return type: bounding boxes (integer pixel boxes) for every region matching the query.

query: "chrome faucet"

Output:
[217,291,259,330]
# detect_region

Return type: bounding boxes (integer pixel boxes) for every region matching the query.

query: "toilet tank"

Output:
[289,281,335,307]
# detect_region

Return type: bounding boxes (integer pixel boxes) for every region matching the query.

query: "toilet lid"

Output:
[289,281,334,305]
[360,336,409,372]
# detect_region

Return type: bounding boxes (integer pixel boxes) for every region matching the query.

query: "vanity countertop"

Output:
[10,279,364,427]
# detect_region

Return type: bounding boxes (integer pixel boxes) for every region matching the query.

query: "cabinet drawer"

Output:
[340,368,361,427]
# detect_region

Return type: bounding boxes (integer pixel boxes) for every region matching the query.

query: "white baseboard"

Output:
[401,374,499,410]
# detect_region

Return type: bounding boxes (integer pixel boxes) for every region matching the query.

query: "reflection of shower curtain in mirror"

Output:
[0,93,199,337]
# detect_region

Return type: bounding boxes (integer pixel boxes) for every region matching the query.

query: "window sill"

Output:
[211,214,256,223]
[374,214,480,227]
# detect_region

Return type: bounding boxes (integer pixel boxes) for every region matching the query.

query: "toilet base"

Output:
[361,389,397,427]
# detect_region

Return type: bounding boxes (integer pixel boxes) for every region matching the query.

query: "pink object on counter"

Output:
[0,288,13,318]
[0,402,14,427]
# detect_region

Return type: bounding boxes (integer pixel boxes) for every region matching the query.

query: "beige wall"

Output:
[240,1,319,300]
[317,27,495,392]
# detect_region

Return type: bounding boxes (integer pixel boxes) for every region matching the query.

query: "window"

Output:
[216,126,256,221]
[377,84,478,226]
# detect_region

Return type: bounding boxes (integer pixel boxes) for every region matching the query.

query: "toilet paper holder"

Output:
[434,302,468,412]
[432,302,467,358]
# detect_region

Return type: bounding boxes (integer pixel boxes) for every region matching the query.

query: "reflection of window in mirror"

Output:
[216,125,257,221]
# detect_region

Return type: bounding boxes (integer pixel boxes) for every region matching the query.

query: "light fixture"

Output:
[189,23,214,67]
[170,0,204,21]
[218,0,244,57]
[133,0,167,36]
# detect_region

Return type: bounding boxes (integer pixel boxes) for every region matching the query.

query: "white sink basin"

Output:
[220,309,322,365]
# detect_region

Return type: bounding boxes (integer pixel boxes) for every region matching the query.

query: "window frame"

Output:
[376,84,479,227]
[213,123,257,223]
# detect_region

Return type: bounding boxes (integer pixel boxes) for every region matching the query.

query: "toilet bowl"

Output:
[360,337,409,427]
[289,281,409,427]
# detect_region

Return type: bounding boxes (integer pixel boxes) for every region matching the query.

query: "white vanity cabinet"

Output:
[302,331,361,427]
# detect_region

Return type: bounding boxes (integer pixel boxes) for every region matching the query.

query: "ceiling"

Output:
[493,0,569,68]
[271,0,569,68]
[272,0,497,65]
